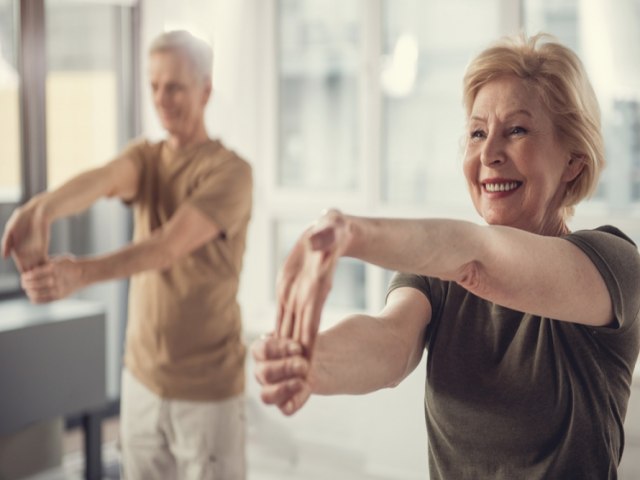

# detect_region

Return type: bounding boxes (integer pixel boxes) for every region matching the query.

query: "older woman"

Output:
[252,34,640,479]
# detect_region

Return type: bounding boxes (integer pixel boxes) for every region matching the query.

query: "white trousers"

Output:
[119,369,246,480]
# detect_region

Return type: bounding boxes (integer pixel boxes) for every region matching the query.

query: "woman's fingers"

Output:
[278,386,311,416]
[251,336,303,361]
[300,289,328,356]
[254,355,309,386]
[278,281,298,339]
[259,378,311,416]
[251,335,311,415]
[259,378,305,406]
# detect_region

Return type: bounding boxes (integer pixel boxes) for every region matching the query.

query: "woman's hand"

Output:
[1,201,50,272]
[20,256,83,303]
[251,335,312,416]
[276,209,353,357]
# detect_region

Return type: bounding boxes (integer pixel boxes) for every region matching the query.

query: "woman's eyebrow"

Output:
[470,109,534,122]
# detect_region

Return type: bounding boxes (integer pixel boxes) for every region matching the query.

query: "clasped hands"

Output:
[252,209,351,415]
[1,203,81,303]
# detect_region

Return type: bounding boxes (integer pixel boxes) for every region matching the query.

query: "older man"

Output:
[1,31,252,479]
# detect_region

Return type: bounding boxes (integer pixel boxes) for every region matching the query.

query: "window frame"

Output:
[262,0,527,321]
[0,0,140,299]
[0,0,45,298]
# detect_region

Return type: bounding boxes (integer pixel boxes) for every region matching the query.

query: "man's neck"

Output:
[167,125,209,151]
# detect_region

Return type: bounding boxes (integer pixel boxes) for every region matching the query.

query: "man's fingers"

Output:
[25,288,55,304]
[1,231,12,258]
[21,265,53,284]
[21,282,53,296]
[11,251,25,273]
[12,249,47,273]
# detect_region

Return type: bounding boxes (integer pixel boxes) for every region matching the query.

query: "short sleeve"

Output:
[118,137,155,206]
[188,153,253,239]
[387,272,431,302]
[565,226,640,332]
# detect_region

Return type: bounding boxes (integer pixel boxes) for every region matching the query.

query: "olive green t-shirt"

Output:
[388,226,640,479]
[122,138,252,402]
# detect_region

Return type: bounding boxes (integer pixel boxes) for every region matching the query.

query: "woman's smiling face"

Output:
[463,75,583,235]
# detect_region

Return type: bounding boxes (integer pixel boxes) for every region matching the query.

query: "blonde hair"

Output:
[463,33,604,218]
[149,30,213,82]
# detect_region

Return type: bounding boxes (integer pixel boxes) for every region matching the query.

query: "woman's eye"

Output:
[470,129,485,139]
[510,126,528,135]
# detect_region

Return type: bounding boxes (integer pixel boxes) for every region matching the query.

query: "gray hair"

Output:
[149,30,213,82]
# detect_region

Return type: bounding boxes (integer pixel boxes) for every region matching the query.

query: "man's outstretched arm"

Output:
[20,202,221,303]
[1,155,140,272]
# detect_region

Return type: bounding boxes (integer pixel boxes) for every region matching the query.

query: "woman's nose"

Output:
[480,134,506,166]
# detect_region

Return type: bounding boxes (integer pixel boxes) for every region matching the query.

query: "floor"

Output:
[24,416,397,480]
[23,382,640,480]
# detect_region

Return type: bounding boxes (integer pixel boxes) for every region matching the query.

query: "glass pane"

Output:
[0,0,21,201]
[275,220,366,310]
[381,0,501,207]
[524,0,640,206]
[45,2,121,188]
[0,0,21,294]
[278,0,360,191]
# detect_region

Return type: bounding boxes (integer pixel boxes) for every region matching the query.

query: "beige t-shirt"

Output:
[122,138,253,401]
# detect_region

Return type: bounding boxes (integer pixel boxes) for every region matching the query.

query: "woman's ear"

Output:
[563,154,586,182]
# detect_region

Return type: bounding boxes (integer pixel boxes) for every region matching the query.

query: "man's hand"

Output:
[251,335,312,416]
[1,202,50,272]
[276,209,352,356]
[21,256,83,303]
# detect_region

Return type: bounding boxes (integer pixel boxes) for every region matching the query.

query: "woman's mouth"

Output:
[482,181,522,193]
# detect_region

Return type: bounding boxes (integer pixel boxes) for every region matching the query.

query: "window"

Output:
[45,1,135,187]
[0,0,20,202]
[381,0,501,207]
[278,0,360,192]
[270,1,509,316]
[0,0,20,294]
[0,0,137,395]
[524,0,640,241]
[43,0,137,398]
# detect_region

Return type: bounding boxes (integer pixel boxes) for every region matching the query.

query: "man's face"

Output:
[148,50,211,138]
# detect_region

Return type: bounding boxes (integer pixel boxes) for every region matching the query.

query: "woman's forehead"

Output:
[470,76,548,121]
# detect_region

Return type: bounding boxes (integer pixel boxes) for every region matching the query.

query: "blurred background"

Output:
[0,0,639,478]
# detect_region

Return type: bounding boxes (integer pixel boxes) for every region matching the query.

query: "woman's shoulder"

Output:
[566,225,638,256]
[575,225,636,244]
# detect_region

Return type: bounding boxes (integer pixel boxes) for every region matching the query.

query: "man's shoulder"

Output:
[202,139,252,174]
[121,136,164,162]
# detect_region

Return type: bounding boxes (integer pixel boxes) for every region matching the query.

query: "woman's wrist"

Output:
[341,213,362,259]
